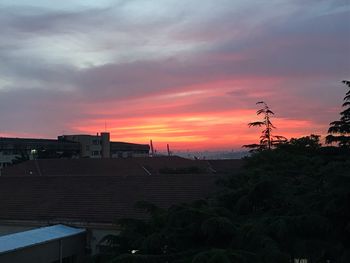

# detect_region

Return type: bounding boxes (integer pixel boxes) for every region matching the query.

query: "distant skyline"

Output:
[0,0,349,150]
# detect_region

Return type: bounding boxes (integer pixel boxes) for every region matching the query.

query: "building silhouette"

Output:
[0,132,149,168]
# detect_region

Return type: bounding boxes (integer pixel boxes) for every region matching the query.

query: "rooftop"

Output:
[2,156,229,176]
[0,224,85,254]
[0,174,218,223]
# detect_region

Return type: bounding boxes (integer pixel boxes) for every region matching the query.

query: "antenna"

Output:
[150,140,154,157]
[104,121,107,132]
[167,144,171,156]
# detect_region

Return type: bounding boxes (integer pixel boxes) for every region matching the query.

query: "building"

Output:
[110,141,152,158]
[58,132,150,158]
[0,132,150,169]
[58,133,150,159]
[0,224,86,263]
[58,133,111,158]
[0,157,245,255]
[0,173,219,255]
[0,138,80,168]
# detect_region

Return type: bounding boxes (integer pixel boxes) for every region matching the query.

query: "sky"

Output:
[0,0,349,151]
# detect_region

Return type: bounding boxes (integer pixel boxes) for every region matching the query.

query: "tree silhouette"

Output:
[99,135,350,263]
[326,80,350,147]
[244,101,287,150]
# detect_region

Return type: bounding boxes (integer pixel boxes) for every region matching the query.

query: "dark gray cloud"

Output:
[0,0,349,140]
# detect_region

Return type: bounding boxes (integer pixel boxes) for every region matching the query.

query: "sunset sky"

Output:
[0,0,349,150]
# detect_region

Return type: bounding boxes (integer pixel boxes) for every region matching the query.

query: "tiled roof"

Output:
[0,174,218,223]
[2,156,219,176]
[206,159,245,173]
[2,158,147,176]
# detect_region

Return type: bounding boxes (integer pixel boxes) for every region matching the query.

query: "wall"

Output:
[87,227,120,255]
[101,132,110,158]
[0,152,20,169]
[0,233,86,263]
[0,223,119,256]
[60,135,103,158]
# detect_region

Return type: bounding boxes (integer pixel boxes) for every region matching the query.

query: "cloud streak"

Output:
[0,0,349,150]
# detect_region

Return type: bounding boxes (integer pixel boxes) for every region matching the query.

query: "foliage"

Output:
[326,80,350,147]
[99,136,350,263]
[11,152,29,165]
[244,101,287,151]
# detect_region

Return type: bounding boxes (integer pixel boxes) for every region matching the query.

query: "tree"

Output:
[100,136,350,263]
[326,80,350,147]
[244,101,287,150]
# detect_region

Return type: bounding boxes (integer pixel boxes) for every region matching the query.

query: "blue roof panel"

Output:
[0,224,85,254]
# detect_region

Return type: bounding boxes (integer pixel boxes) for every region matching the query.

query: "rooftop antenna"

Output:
[167,144,171,156]
[150,140,154,157]
[104,121,107,132]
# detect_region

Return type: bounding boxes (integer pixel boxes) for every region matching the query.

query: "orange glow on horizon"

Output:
[1,78,330,151]
[69,77,329,151]
[72,110,327,151]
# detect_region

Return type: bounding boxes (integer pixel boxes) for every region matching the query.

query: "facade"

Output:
[110,141,152,158]
[58,132,111,159]
[0,132,150,169]
[0,224,86,263]
[0,138,80,169]
[58,132,150,159]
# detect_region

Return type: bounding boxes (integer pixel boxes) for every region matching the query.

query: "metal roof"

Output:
[0,224,85,254]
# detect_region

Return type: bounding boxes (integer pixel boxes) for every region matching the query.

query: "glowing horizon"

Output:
[0,0,348,151]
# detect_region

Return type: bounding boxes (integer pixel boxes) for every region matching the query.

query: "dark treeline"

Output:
[94,81,350,263]
[97,140,350,263]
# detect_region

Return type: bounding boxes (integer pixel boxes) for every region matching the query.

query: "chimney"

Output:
[101,132,110,158]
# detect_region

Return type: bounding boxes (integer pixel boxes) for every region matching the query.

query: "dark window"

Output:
[52,255,77,263]
[92,140,100,145]
[63,255,77,263]
[92,151,100,156]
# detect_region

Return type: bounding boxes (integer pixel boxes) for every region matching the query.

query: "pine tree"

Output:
[326,80,350,147]
[244,101,287,150]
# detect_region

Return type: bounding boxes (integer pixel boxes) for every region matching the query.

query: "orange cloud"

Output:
[70,78,330,151]
[73,109,326,151]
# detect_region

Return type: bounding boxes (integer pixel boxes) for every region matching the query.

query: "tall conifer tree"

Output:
[326,80,350,147]
[244,101,286,150]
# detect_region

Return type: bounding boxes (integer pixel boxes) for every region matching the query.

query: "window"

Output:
[63,255,77,263]
[92,151,100,156]
[52,255,77,263]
